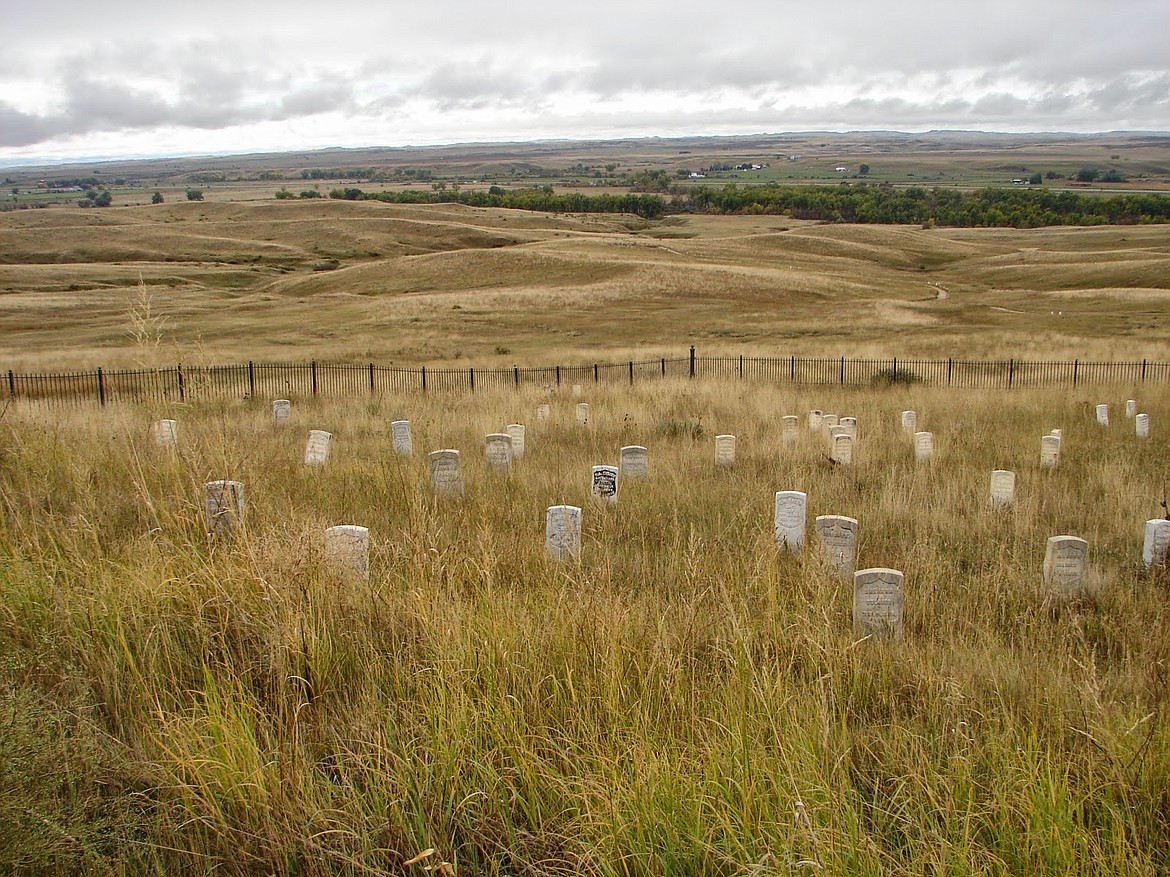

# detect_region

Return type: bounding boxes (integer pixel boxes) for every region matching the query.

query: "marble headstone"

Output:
[901,410,917,436]
[1043,535,1089,594]
[484,433,514,472]
[428,449,465,497]
[506,423,526,459]
[714,434,736,467]
[272,399,291,424]
[1040,434,1061,470]
[620,445,649,479]
[1095,403,1109,426]
[304,429,332,466]
[831,433,853,465]
[536,404,551,423]
[782,415,799,445]
[773,491,807,551]
[1143,519,1170,569]
[391,420,413,456]
[576,403,590,425]
[989,469,1016,507]
[151,419,177,448]
[914,431,934,462]
[1136,414,1150,439]
[204,480,244,539]
[591,465,619,505]
[324,525,370,581]
[1126,399,1137,419]
[853,568,905,640]
[545,505,582,560]
[808,410,823,431]
[815,515,858,579]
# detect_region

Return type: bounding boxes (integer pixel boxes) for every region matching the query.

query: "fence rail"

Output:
[5,349,1169,407]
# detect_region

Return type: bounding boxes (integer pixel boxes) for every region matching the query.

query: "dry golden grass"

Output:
[2,201,1169,372]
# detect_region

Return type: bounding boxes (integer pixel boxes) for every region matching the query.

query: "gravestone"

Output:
[151,419,177,448]
[1143,519,1170,569]
[204,480,244,539]
[1126,399,1137,419]
[506,424,526,459]
[1136,414,1150,439]
[391,420,413,456]
[484,434,514,472]
[272,399,291,425]
[914,431,934,462]
[1095,404,1109,426]
[853,568,905,640]
[840,417,858,441]
[591,465,620,505]
[536,404,551,423]
[815,515,858,579]
[1043,535,1089,594]
[782,415,799,445]
[831,433,853,465]
[572,384,583,397]
[821,414,839,431]
[901,410,917,436]
[428,449,465,497]
[773,491,807,551]
[324,525,370,581]
[1040,434,1061,469]
[304,430,332,466]
[620,445,649,479]
[715,434,736,467]
[989,470,1016,507]
[808,410,823,431]
[545,505,582,560]
[828,424,848,444]
[1050,428,1062,440]
[576,403,590,425]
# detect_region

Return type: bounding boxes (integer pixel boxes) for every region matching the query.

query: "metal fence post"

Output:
[311,360,318,396]
[947,358,952,386]
[1142,359,1148,382]
[593,363,599,383]
[839,356,845,385]
[661,357,666,376]
[6,369,14,399]
[629,361,634,385]
[248,360,255,397]
[1073,359,1078,387]
[689,346,695,378]
[1008,358,1015,389]
[421,367,427,391]
[790,355,795,382]
[556,365,561,386]
[514,365,520,388]
[177,364,185,401]
[97,367,106,406]
[469,367,475,391]
[369,363,375,392]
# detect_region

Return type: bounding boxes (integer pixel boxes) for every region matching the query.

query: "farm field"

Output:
[2,198,1170,372]
[1,380,1169,874]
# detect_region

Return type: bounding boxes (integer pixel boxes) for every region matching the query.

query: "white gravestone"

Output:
[151,419,177,448]
[304,430,332,466]
[1126,399,1137,419]
[1143,519,1170,569]
[853,568,905,640]
[782,415,799,445]
[545,505,582,561]
[391,420,413,456]
[714,435,736,467]
[324,525,370,581]
[831,433,853,465]
[1050,428,1062,440]
[484,434,514,472]
[620,445,649,479]
[272,399,291,425]
[1040,434,1061,470]
[827,424,848,445]
[901,410,917,436]
[506,424,526,459]
[536,404,551,423]
[773,491,807,551]
[428,449,465,497]
[989,470,1016,507]
[204,480,244,539]
[1136,414,1150,439]
[576,403,590,425]
[808,410,823,431]
[821,414,839,431]
[840,417,858,441]
[591,465,620,505]
[572,384,583,397]
[914,431,934,462]
[1095,404,1109,426]
[1043,535,1089,594]
[816,515,859,579]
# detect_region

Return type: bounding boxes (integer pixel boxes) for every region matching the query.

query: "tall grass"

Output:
[1,381,1168,874]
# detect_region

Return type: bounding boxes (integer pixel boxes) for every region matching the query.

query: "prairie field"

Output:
[2,379,1169,875]
[2,199,1170,372]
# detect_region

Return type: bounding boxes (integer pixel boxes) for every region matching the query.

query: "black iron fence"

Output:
[5,349,1169,407]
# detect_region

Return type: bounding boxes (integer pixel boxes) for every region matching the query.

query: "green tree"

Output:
[859,163,870,175]
[185,188,204,201]
[151,191,164,204]
[275,187,295,199]
[1075,168,1099,183]
[1028,172,1043,185]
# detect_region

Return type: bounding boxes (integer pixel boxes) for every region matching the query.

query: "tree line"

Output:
[320,183,1170,227]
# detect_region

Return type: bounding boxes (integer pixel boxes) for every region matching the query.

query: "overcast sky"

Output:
[2,0,1168,166]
